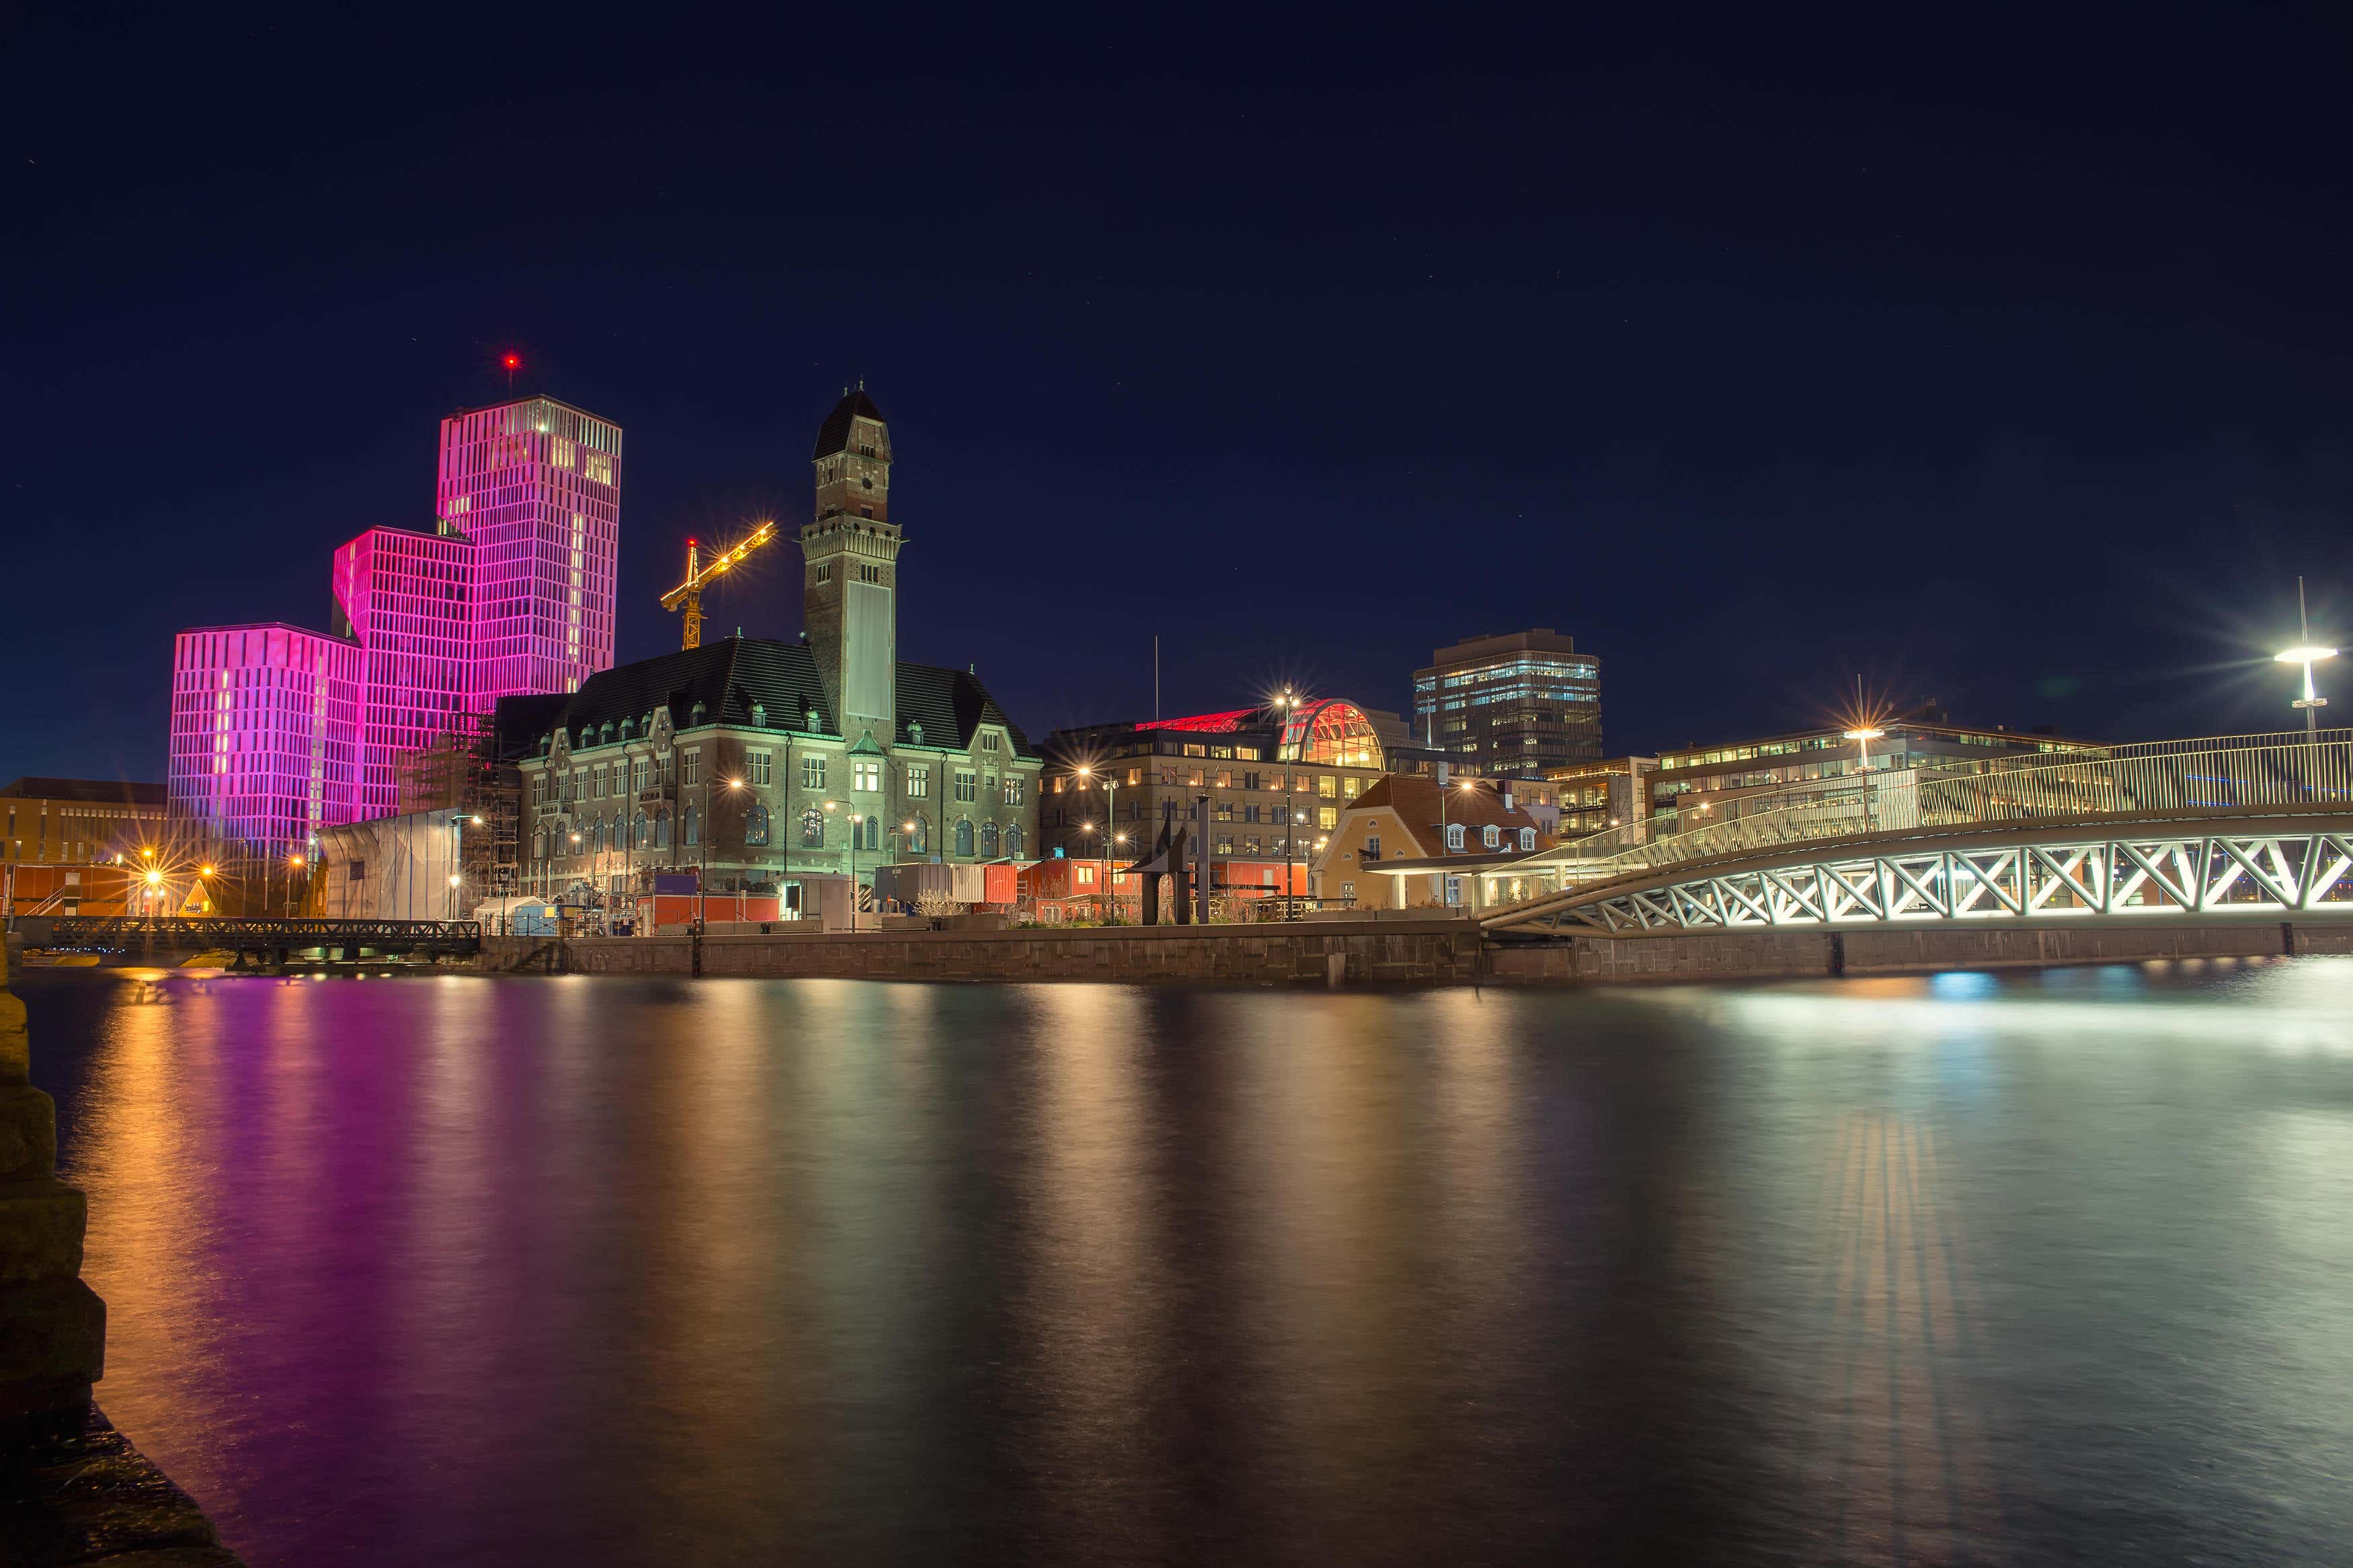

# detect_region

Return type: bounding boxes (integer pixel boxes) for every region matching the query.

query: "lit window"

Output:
[1482,825,1500,849]
[907,764,930,798]
[854,760,881,792]
[801,755,826,790]
[1447,823,1465,850]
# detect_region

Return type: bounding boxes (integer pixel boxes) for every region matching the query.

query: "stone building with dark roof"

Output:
[502,389,1041,905]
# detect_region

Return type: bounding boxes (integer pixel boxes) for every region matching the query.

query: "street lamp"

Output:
[2277,577,2336,738]
[1842,726,1885,831]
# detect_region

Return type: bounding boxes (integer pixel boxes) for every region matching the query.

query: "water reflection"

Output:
[15,956,2353,1566]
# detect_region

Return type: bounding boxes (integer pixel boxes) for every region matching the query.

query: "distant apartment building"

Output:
[1411,629,1602,779]
[171,393,624,848]
[1546,755,1659,838]
[165,623,363,864]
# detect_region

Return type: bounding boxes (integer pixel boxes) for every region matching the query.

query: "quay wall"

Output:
[1485,918,2353,983]
[483,919,1484,985]
[475,915,2353,986]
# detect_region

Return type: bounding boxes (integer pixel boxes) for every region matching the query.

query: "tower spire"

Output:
[800,387,900,737]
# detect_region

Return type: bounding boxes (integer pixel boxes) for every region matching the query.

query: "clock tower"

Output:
[801,385,901,743]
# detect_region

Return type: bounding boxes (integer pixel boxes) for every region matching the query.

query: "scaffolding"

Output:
[390,716,523,899]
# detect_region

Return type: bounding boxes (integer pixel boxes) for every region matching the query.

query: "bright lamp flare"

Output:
[2274,645,2338,663]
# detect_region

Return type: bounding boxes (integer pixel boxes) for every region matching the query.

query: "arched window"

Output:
[633,811,649,848]
[1482,824,1500,850]
[955,819,974,858]
[1445,823,1465,851]
[861,815,880,852]
[588,819,603,854]
[1519,827,1536,852]
[980,821,998,858]
[532,829,546,860]
[1004,823,1023,857]
[801,809,825,848]
[655,811,672,848]
[908,817,927,854]
[744,804,769,845]
[684,804,700,847]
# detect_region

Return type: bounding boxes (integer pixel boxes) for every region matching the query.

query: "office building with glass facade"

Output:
[1411,628,1602,779]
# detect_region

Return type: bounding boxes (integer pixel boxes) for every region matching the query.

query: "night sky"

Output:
[7,13,2349,786]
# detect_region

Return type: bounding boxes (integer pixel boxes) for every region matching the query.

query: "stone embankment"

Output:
[478,915,2353,985]
[0,934,243,1565]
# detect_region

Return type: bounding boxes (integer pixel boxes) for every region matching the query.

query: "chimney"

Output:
[1502,790,1514,811]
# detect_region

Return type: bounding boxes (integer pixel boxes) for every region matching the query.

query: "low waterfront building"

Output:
[1039,697,1393,899]
[1410,628,1603,780]
[1312,774,1555,911]
[1647,710,2105,822]
[4,778,173,919]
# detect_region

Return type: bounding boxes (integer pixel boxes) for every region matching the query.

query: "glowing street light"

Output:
[2277,577,2336,737]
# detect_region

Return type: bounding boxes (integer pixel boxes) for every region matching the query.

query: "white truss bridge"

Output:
[1481,733,2353,938]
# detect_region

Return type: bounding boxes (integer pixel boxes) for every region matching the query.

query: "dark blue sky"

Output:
[6,11,2349,785]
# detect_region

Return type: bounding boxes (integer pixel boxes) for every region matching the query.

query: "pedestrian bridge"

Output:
[15,915,483,966]
[1482,733,2353,938]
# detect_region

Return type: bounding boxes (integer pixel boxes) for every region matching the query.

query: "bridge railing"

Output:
[35,915,483,947]
[1525,735,2353,885]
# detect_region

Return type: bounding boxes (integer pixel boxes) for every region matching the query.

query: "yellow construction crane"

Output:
[662,521,777,649]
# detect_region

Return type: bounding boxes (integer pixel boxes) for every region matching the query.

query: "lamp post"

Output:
[1842,726,1885,831]
[2276,576,2336,739]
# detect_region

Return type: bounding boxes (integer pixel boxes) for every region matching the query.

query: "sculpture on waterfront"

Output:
[1126,819,1193,925]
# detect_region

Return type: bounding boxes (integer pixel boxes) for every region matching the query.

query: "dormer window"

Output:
[690,701,706,726]
[1519,827,1536,851]
[1445,823,1465,851]
[750,702,766,729]
[908,720,924,746]
[1482,825,1501,850]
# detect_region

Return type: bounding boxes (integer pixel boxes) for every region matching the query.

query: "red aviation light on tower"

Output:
[502,354,520,370]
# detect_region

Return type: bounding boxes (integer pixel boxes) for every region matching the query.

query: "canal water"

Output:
[19,959,2353,1566]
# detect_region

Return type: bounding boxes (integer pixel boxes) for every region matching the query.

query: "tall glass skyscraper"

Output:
[172,394,623,841]
[436,397,621,700]
[166,623,363,865]
[1411,628,1603,779]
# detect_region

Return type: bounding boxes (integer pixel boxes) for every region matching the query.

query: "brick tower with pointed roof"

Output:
[801,384,901,749]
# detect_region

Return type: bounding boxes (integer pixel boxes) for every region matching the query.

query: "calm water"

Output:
[18,960,2353,1566]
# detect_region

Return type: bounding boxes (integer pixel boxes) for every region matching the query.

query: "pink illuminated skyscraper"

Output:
[170,392,624,841]
[435,397,622,700]
[166,623,362,865]
[332,395,624,816]
[331,526,479,817]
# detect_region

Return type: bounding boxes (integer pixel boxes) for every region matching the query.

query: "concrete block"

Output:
[0,1179,87,1284]
[0,1277,105,1411]
[0,1086,58,1182]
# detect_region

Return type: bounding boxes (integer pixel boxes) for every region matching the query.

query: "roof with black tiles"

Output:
[493,637,1035,758]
